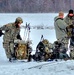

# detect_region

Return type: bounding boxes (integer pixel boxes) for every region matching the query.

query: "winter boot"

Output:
[9,58,12,62]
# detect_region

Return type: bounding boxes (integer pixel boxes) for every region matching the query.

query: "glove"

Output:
[17,34,22,40]
[0,30,4,37]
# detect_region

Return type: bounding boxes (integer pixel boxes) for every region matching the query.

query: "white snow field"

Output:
[0,13,74,75]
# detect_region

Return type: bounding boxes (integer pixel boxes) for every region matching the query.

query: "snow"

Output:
[0,13,74,75]
[0,60,74,75]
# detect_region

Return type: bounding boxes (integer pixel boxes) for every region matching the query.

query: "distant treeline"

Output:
[0,0,73,13]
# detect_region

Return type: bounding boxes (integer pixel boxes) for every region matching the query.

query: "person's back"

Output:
[54,11,69,59]
[54,11,68,40]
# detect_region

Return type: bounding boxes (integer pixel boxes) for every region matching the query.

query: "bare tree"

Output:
[0,0,73,13]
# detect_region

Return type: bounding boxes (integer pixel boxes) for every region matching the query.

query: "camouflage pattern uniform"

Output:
[34,39,53,61]
[42,39,53,54]
[64,10,74,59]
[42,39,53,61]
[69,29,74,59]
[0,17,23,60]
[64,15,74,26]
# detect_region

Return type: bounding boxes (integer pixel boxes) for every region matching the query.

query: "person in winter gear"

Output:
[52,41,69,60]
[0,17,23,62]
[64,9,74,26]
[34,42,45,61]
[54,11,69,58]
[54,11,68,40]
[33,39,53,61]
[65,10,74,59]
[67,26,74,59]
[52,41,61,60]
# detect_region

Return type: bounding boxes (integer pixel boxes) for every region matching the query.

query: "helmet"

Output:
[15,17,23,23]
[42,39,49,45]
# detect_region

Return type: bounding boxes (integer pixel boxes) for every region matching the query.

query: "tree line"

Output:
[0,0,73,13]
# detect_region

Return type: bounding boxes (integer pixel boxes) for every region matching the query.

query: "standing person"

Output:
[54,11,68,41]
[54,11,69,59]
[64,9,74,58]
[0,17,23,62]
[64,9,74,26]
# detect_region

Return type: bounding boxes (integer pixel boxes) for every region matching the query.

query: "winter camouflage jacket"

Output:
[54,16,68,40]
[64,15,74,26]
[0,23,20,43]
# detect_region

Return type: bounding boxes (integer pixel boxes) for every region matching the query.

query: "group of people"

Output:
[54,9,74,60]
[0,9,74,62]
[32,9,74,61]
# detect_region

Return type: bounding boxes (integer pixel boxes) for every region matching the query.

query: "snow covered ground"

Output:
[0,60,74,75]
[0,13,74,75]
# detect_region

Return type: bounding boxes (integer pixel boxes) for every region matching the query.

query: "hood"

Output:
[54,16,59,22]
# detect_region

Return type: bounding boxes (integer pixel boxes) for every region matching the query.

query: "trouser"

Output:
[70,50,74,59]
[58,37,69,50]
[59,53,69,59]
[58,37,70,58]
[3,42,15,59]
